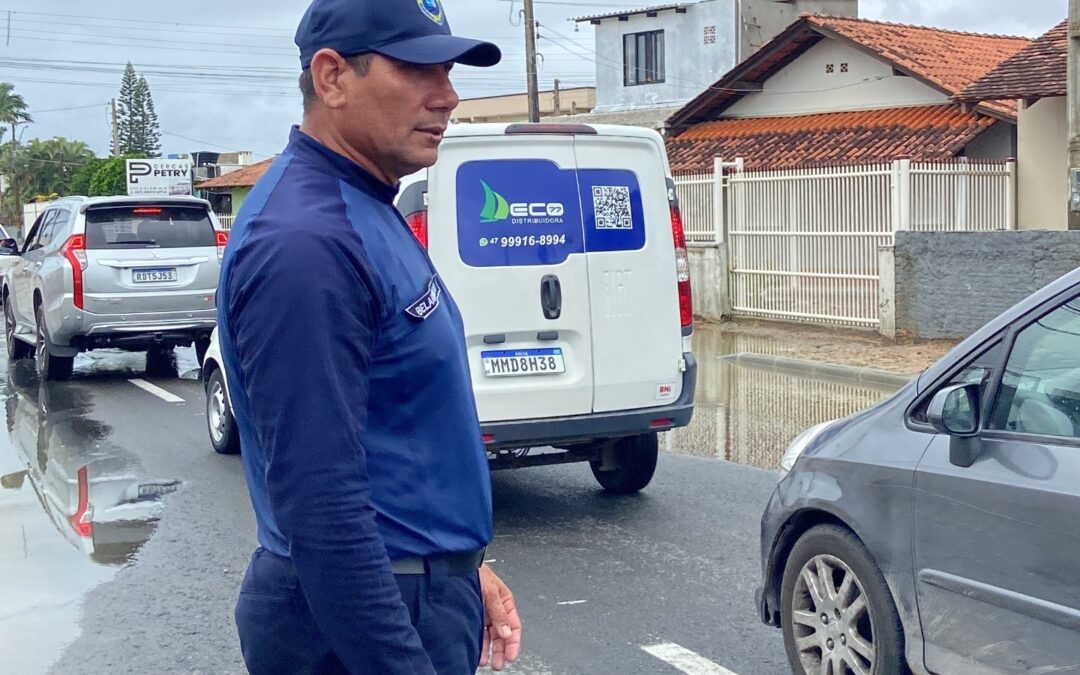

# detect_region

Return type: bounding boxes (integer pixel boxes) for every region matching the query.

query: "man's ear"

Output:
[309,49,351,110]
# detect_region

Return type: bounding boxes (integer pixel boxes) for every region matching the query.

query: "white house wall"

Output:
[725,40,949,118]
[593,0,737,111]
[738,0,857,57]
[1018,96,1067,230]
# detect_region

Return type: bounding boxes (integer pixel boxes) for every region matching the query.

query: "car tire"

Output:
[206,367,240,455]
[35,307,73,381]
[589,432,658,494]
[4,296,31,361]
[780,524,906,675]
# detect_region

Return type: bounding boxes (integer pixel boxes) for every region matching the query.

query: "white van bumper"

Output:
[481,354,696,451]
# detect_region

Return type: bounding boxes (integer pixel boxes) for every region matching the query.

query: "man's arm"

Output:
[228,225,436,674]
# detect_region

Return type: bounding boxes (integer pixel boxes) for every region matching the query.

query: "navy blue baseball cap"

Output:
[295,0,501,69]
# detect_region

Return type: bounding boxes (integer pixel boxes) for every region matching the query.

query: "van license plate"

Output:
[482,348,565,377]
[133,268,177,283]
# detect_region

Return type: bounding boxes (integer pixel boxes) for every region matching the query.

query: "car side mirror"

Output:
[0,238,18,255]
[927,383,983,467]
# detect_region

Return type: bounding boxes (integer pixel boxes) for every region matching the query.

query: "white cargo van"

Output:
[204,122,695,493]
[398,123,695,492]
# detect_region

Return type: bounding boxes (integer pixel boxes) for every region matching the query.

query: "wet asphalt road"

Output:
[0,331,896,675]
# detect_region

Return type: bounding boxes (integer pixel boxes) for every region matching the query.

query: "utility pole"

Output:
[553,78,561,116]
[1068,0,1080,228]
[110,98,121,157]
[523,0,540,123]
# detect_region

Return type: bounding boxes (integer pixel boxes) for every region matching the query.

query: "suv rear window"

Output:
[85,205,215,250]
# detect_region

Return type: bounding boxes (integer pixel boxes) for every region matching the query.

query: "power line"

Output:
[31,102,110,114]
[1,9,295,34]
[159,130,277,158]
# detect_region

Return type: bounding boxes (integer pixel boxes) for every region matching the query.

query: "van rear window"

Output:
[85,205,216,249]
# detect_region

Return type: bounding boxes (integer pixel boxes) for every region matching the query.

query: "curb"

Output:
[719,353,915,389]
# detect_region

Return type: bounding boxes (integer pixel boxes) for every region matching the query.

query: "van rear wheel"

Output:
[589,432,659,494]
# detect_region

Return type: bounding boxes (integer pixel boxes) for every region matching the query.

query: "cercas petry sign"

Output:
[126,159,194,197]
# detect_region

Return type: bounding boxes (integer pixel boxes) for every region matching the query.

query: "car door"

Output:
[13,212,51,326]
[913,291,1080,674]
[20,210,62,321]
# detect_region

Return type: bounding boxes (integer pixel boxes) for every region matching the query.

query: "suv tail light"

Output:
[215,230,229,262]
[670,203,693,328]
[60,234,88,310]
[405,211,428,250]
[68,465,94,538]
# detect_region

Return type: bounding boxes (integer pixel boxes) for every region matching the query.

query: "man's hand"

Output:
[479,564,522,671]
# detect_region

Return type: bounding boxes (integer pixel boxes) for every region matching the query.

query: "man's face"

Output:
[338,54,459,183]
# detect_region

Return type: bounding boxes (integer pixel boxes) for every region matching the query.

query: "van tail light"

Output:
[60,234,87,310]
[405,211,428,250]
[670,203,693,328]
[215,230,229,262]
[68,465,94,538]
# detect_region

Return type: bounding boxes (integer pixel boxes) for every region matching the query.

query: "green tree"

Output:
[69,156,108,196]
[89,153,144,197]
[115,63,138,155]
[0,82,33,227]
[0,82,32,146]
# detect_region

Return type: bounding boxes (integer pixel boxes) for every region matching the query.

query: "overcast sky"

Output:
[0,0,1065,159]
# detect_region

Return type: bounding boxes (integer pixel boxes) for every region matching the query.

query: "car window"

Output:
[987,297,1080,439]
[911,340,1003,424]
[37,209,69,250]
[84,205,216,250]
[22,211,51,252]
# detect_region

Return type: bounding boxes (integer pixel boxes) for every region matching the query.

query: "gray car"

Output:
[2,196,223,380]
[758,267,1080,675]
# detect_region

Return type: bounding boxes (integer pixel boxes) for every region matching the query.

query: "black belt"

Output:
[391,547,486,576]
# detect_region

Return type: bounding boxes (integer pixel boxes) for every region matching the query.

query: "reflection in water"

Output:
[662,328,899,469]
[0,361,180,673]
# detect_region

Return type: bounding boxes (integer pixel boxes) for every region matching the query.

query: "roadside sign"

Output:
[126,159,194,197]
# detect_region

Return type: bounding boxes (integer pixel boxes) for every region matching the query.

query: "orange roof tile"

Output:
[197,157,275,189]
[665,105,996,174]
[958,19,1066,102]
[669,15,1029,129]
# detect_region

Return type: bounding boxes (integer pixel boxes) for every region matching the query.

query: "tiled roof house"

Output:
[956,19,1069,230]
[665,15,1030,173]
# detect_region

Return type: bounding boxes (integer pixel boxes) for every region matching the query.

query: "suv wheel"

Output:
[781,524,905,675]
[5,298,31,360]
[35,307,73,381]
[589,432,658,494]
[206,367,240,455]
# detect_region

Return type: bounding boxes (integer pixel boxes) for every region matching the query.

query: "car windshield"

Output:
[84,205,215,249]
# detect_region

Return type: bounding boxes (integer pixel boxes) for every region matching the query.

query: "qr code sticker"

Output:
[592,185,632,230]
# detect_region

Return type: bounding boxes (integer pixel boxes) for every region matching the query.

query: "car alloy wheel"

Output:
[790,554,876,675]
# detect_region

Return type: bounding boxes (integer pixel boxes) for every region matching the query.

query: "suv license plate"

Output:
[133,268,178,283]
[482,348,565,377]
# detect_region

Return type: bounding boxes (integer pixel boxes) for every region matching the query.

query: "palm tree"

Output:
[0,82,32,145]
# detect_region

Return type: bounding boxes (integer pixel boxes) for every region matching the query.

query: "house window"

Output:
[624,30,665,86]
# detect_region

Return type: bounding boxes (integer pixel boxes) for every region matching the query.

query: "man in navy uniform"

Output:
[218,0,522,671]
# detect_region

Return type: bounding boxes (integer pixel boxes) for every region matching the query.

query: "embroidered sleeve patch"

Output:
[405,275,442,320]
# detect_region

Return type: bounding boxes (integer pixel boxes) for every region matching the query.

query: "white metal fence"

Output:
[216,214,235,230]
[673,158,1016,327]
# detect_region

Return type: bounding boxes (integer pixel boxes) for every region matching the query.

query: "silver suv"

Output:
[2,196,224,380]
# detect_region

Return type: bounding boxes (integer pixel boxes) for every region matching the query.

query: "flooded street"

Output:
[662,323,906,469]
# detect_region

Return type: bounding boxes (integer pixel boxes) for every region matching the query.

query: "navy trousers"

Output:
[235,548,484,675]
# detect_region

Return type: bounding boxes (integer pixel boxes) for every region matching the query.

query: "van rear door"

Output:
[428,132,594,423]
[573,131,686,412]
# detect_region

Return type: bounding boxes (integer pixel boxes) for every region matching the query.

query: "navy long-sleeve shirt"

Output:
[218,127,493,673]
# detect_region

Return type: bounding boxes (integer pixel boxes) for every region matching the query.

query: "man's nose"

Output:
[432,69,460,112]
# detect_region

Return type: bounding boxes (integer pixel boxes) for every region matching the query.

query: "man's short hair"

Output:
[299,52,375,113]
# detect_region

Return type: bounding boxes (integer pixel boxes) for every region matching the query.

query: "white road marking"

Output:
[129,379,185,403]
[556,600,587,606]
[640,643,739,675]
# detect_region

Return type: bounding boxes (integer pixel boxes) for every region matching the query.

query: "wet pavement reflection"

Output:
[662,325,902,469]
[0,352,184,674]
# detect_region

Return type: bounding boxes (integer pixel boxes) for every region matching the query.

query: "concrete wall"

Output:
[593,0,737,111]
[889,231,1080,339]
[688,243,731,321]
[1017,96,1067,231]
[725,39,949,117]
[739,0,858,57]
[452,87,596,123]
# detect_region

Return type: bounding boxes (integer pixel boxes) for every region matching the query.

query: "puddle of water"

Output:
[661,326,901,470]
[0,359,179,673]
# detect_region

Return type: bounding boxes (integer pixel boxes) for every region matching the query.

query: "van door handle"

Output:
[540,275,561,320]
